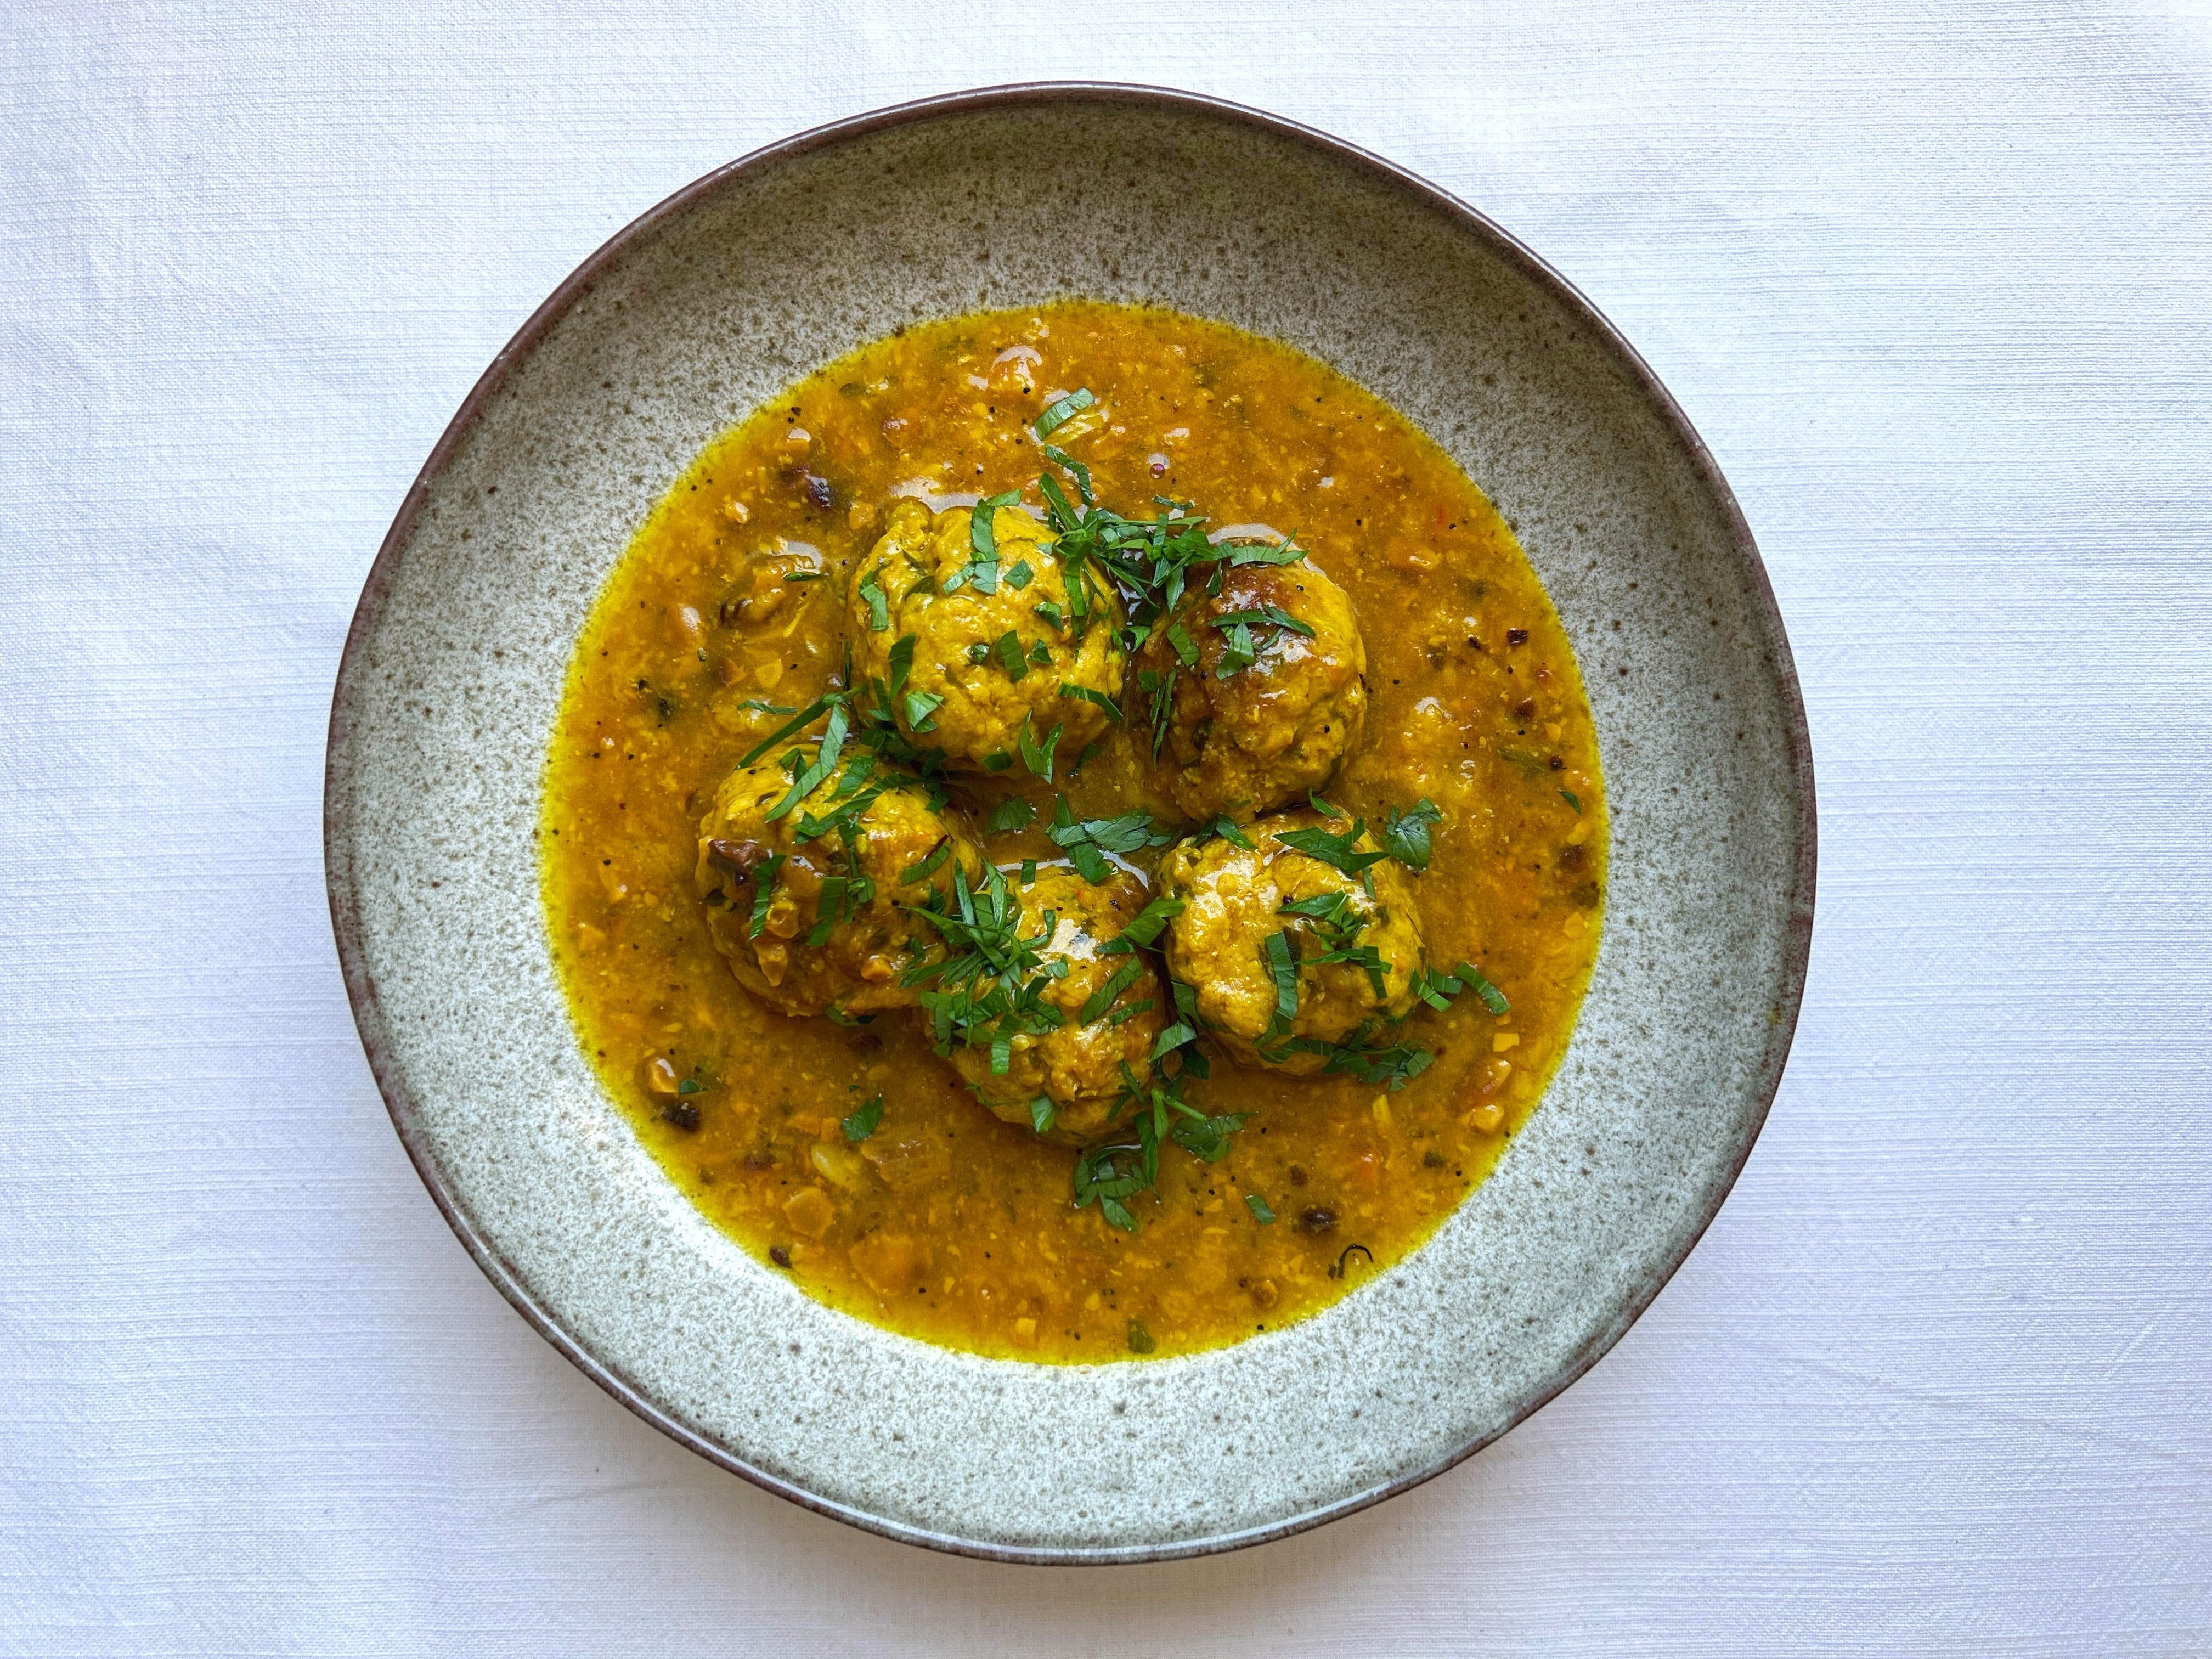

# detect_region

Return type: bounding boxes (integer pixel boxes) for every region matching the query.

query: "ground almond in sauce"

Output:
[540,302,1606,1363]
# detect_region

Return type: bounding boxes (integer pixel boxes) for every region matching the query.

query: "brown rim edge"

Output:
[324,81,1818,1567]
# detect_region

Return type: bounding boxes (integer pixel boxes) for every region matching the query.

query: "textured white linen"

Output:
[3,2,2208,1653]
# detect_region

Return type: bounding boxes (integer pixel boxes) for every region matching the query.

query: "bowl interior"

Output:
[327,89,1812,1562]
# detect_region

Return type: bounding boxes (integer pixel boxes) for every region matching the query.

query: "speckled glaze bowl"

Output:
[326,85,1814,1563]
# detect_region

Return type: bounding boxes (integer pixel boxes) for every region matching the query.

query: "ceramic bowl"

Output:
[326,84,1814,1562]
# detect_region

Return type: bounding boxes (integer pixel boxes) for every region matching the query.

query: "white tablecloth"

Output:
[5,3,2208,1652]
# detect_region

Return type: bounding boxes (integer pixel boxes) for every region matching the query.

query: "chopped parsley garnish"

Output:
[945,490,1022,595]
[1212,603,1314,638]
[1275,817,1390,877]
[745,854,783,938]
[1382,797,1444,871]
[840,1094,884,1142]
[1262,930,1300,1020]
[1032,387,1095,437]
[1269,1026,1437,1091]
[898,837,953,885]
[1046,797,1173,882]
[1097,893,1186,956]
[1412,960,1511,1016]
[763,704,850,821]
[1018,714,1062,781]
[1077,960,1149,1025]
[1058,683,1122,721]
[1246,1193,1276,1224]
[1208,602,1311,680]
[1039,442,1092,504]
[857,572,890,632]
[902,863,1068,1064]
[1206,815,1255,849]
[1074,1062,1244,1232]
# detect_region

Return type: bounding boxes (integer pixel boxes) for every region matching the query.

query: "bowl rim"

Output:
[324,80,1818,1566]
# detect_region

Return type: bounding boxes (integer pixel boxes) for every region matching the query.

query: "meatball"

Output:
[933,865,1168,1146]
[693,742,985,1018]
[847,498,1125,772]
[1155,810,1424,1074]
[1132,558,1367,821]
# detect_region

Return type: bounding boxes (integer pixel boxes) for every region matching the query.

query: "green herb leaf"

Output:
[857,572,890,632]
[1058,683,1122,721]
[987,796,1037,833]
[1383,798,1445,872]
[746,853,784,939]
[1003,558,1035,591]
[1212,603,1315,638]
[1165,620,1199,667]
[764,705,850,821]
[1246,1193,1276,1224]
[1030,1096,1057,1135]
[1097,894,1186,955]
[1032,599,1065,630]
[963,490,1022,595]
[840,1094,884,1142]
[1214,619,1257,678]
[781,570,826,583]
[1276,819,1389,877]
[675,1076,702,1096]
[1033,387,1096,438]
[1207,815,1256,849]
[1018,715,1062,782]
[1459,963,1510,1015]
[1263,930,1300,1020]
[1170,1111,1246,1163]
[901,689,944,732]
[1560,789,1582,814]
[995,629,1029,681]
[898,837,953,885]
[1078,959,1148,1025]
[1308,793,1346,819]
[1149,1021,1197,1062]
[983,749,1013,772]
[1040,442,1093,504]
[738,693,836,768]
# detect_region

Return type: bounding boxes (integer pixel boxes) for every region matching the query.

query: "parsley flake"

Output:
[840,1094,884,1142]
[1033,387,1096,437]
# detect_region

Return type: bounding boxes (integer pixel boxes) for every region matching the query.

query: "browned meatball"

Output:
[922,865,1167,1146]
[1155,810,1424,1074]
[693,743,984,1018]
[1131,558,1367,821]
[848,499,1126,773]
